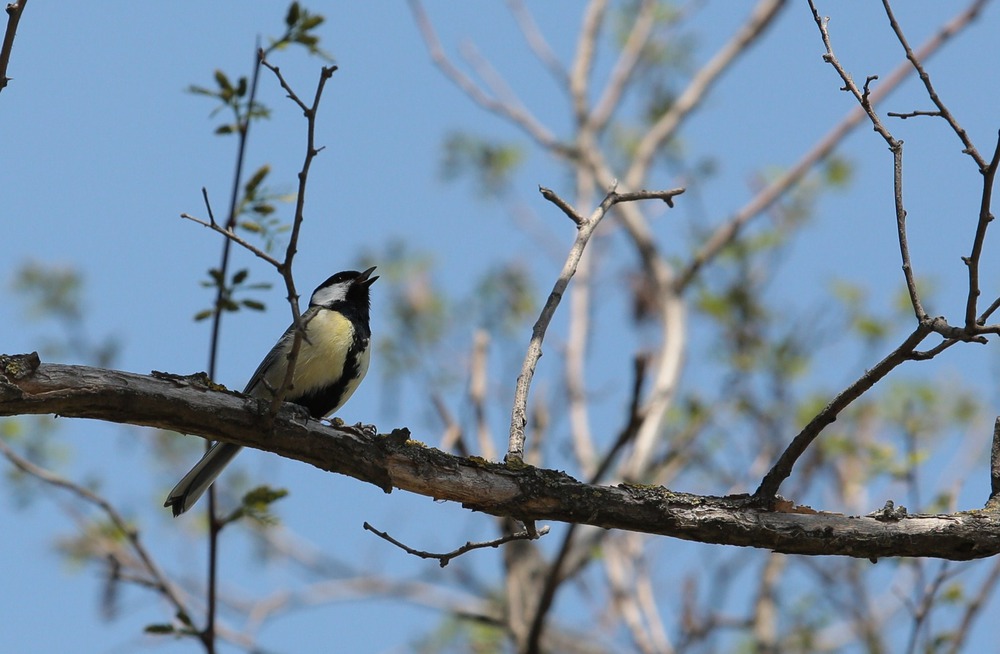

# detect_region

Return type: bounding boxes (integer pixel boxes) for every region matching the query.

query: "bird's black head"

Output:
[309,266,378,312]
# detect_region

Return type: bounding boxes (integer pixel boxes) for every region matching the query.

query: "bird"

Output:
[164,266,378,517]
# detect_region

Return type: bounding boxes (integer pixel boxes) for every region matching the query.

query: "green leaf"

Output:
[186,85,216,98]
[144,624,176,635]
[301,15,324,30]
[296,34,319,48]
[242,299,266,311]
[213,69,233,93]
[193,309,214,321]
[244,164,270,193]
[285,2,301,28]
[214,124,235,135]
[232,269,249,285]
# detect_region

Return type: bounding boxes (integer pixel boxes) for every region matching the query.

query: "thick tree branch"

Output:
[4,354,1000,561]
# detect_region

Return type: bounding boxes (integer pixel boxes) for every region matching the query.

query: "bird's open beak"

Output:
[356,266,378,287]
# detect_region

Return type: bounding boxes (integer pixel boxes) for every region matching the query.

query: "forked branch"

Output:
[506,186,684,463]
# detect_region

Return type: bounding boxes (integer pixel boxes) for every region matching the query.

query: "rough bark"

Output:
[2,353,999,561]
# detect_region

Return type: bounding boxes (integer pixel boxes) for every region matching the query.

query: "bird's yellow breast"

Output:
[293,310,356,393]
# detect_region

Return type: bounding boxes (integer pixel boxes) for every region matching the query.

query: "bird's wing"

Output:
[242,307,319,397]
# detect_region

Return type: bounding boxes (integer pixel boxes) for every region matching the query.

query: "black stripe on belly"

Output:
[291,335,369,419]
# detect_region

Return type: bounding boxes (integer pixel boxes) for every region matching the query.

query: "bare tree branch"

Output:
[755,325,931,500]
[408,0,568,157]
[363,521,550,567]
[507,186,684,463]
[623,0,787,191]
[880,0,989,170]
[5,355,1000,560]
[0,0,27,93]
[569,0,606,126]
[963,132,1000,330]
[588,0,657,134]
[675,0,989,293]
[0,432,191,624]
[505,0,569,87]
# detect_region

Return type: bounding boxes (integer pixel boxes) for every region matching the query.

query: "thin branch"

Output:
[408,0,567,156]
[887,110,943,119]
[880,0,988,170]
[506,185,684,463]
[258,53,338,415]
[180,213,282,268]
[588,0,657,133]
[963,131,1000,330]
[891,141,927,320]
[505,0,569,87]
[469,329,497,462]
[624,0,787,191]
[809,1,931,323]
[0,0,27,93]
[539,186,584,225]
[675,0,990,292]
[945,557,1000,654]
[200,43,268,654]
[755,325,931,501]
[0,436,191,623]
[569,0,606,126]
[363,521,549,568]
[604,533,673,654]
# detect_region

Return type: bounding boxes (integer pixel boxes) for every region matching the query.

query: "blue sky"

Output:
[3,2,1000,652]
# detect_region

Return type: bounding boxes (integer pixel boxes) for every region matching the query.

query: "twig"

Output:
[623,0,786,191]
[538,186,583,225]
[604,533,673,654]
[181,213,282,269]
[887,110,943,119]
[588,0,657,133]
[0,0,27,93]
[752,5,999,500]
[809,43,926,328]
[505,0,569,87]
[945,557,1000,654]
[408,0,567,157]
[880,0,988,171]
[770,5,998,503]
[0,437,191,623]
[363,521,549,567]
[963,131,1000,330]
[675,0,990,293]
[568,0,605,125]
[506,185,684,463]
[259,52,338,416]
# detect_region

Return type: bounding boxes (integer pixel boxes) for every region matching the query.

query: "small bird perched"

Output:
[164,266,378,517]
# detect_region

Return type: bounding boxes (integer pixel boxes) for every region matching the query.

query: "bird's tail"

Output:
[163,442,243,517]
